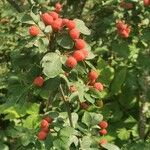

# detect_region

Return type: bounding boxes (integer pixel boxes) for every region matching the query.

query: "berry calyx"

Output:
[66,20,76,30]
[73,50,85,62]
[44,116,53,124]
[41,13,53,25]
[98,121,108,129]
[66,56,77,68]
[40,119,49,128]
[29,25,39,36]
[49,11,59,20]
[69,85,77,93]
[99,129,107,135]
[80,102,89,110]
[69,28,80,40]
[94,82,104,91]
[88,70,98,81]
[33,76,44,87]
[99,139,107,145]
[75,39,86,49]
[37,131,48,140]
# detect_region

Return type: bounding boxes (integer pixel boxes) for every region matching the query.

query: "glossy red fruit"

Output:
[144,0,150,6]
[98,121,108,129]
[66,56,77,68]
[75,39,86,49]
[29,25,39,36]
[69,28,80,40]
[33,76,44,87]
[41,13,53,25]
[55,2,62,13]
[49,11,59,20]
[37,131,48,140]
[66,20,76,30]
[73,50,85,61]
[41,127,49,133]
[94,82,104,91]
[51,18,62,31]
[116,21,127,30]
[99,139,107,145]
[62,18,69,26]
[40,119,49,128]
[44,116,53,124]
[69,85,77,93]
[80,102,89,110]
[81,49,88,58]
[88,70,98,81]
[99,129,107,135]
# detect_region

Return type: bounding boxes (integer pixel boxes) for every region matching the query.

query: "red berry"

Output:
[88,70,98,81]
[99,129,107,135]
[29,25,39,36]
[37,131,48,140]
[73,50,85,62]
[40,119,49,129]
[94,82,104,91]
[41,13,53,25]
[51,18,62,31]
[69,85,77,93]
[116,21,127,30]
[80,102,89,110]
[55,2,62,13]
[98,121,108,129]
[49,11,59,20]
[41,127,49,133]
[66,56,77,68]
[99,139,107,145]
[69,28,80,40]
[44,116,53,124]
[62,18,69,26]
[75,39,86,49]
[144,0,150,6]
[126,3,133,9]
[33,76,44,87]
[66,20,76,30]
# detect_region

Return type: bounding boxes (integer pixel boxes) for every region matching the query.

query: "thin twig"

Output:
[59,84,73,127]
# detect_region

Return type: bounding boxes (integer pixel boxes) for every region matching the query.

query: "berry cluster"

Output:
[88,70,104,91]
[143,0,150,6]
[116,20,131,38]
[37,116,53,140]
[98,120,108,146]
[33,76,44,87]
[120,1,133,9]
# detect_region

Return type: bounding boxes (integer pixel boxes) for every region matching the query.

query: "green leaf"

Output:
[110,67,127,95]
[41,52,63,78]
[30,11,40,23]
[101,143,120,150]
[44,25,52,33]
[38,21,45,30]
[117,128,130,141]
[0,142,9,150]
[56,33,74,49]
[74,19,91,35]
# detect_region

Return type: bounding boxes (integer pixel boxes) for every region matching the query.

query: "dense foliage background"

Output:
[0,0,150,149]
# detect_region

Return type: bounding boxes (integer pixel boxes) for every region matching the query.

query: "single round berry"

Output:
[75,39,86,49]
[69,28,80,40]
[88,70,98,81]
[66,56,77,68]
[99,139,107,145]
[81,49,88,58]
[69,85,77,93]
[55,2,62,12]
[51,18,62,31]
[40,119,49,129]
[80,102,89,110]
[62,18,69,26]
[144,0,150,6]
[98,121,108,129]
[29,25,39,36]
[41,127,49,133]
[94,82,104,91]
[49,11,59,20]
[44,116,53,124]
[37,131,48,140]
[41,13,53,25]
[33,76,44,87]
[99,129,107,135]
[66,20,76,30]
[73,50,85,62]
